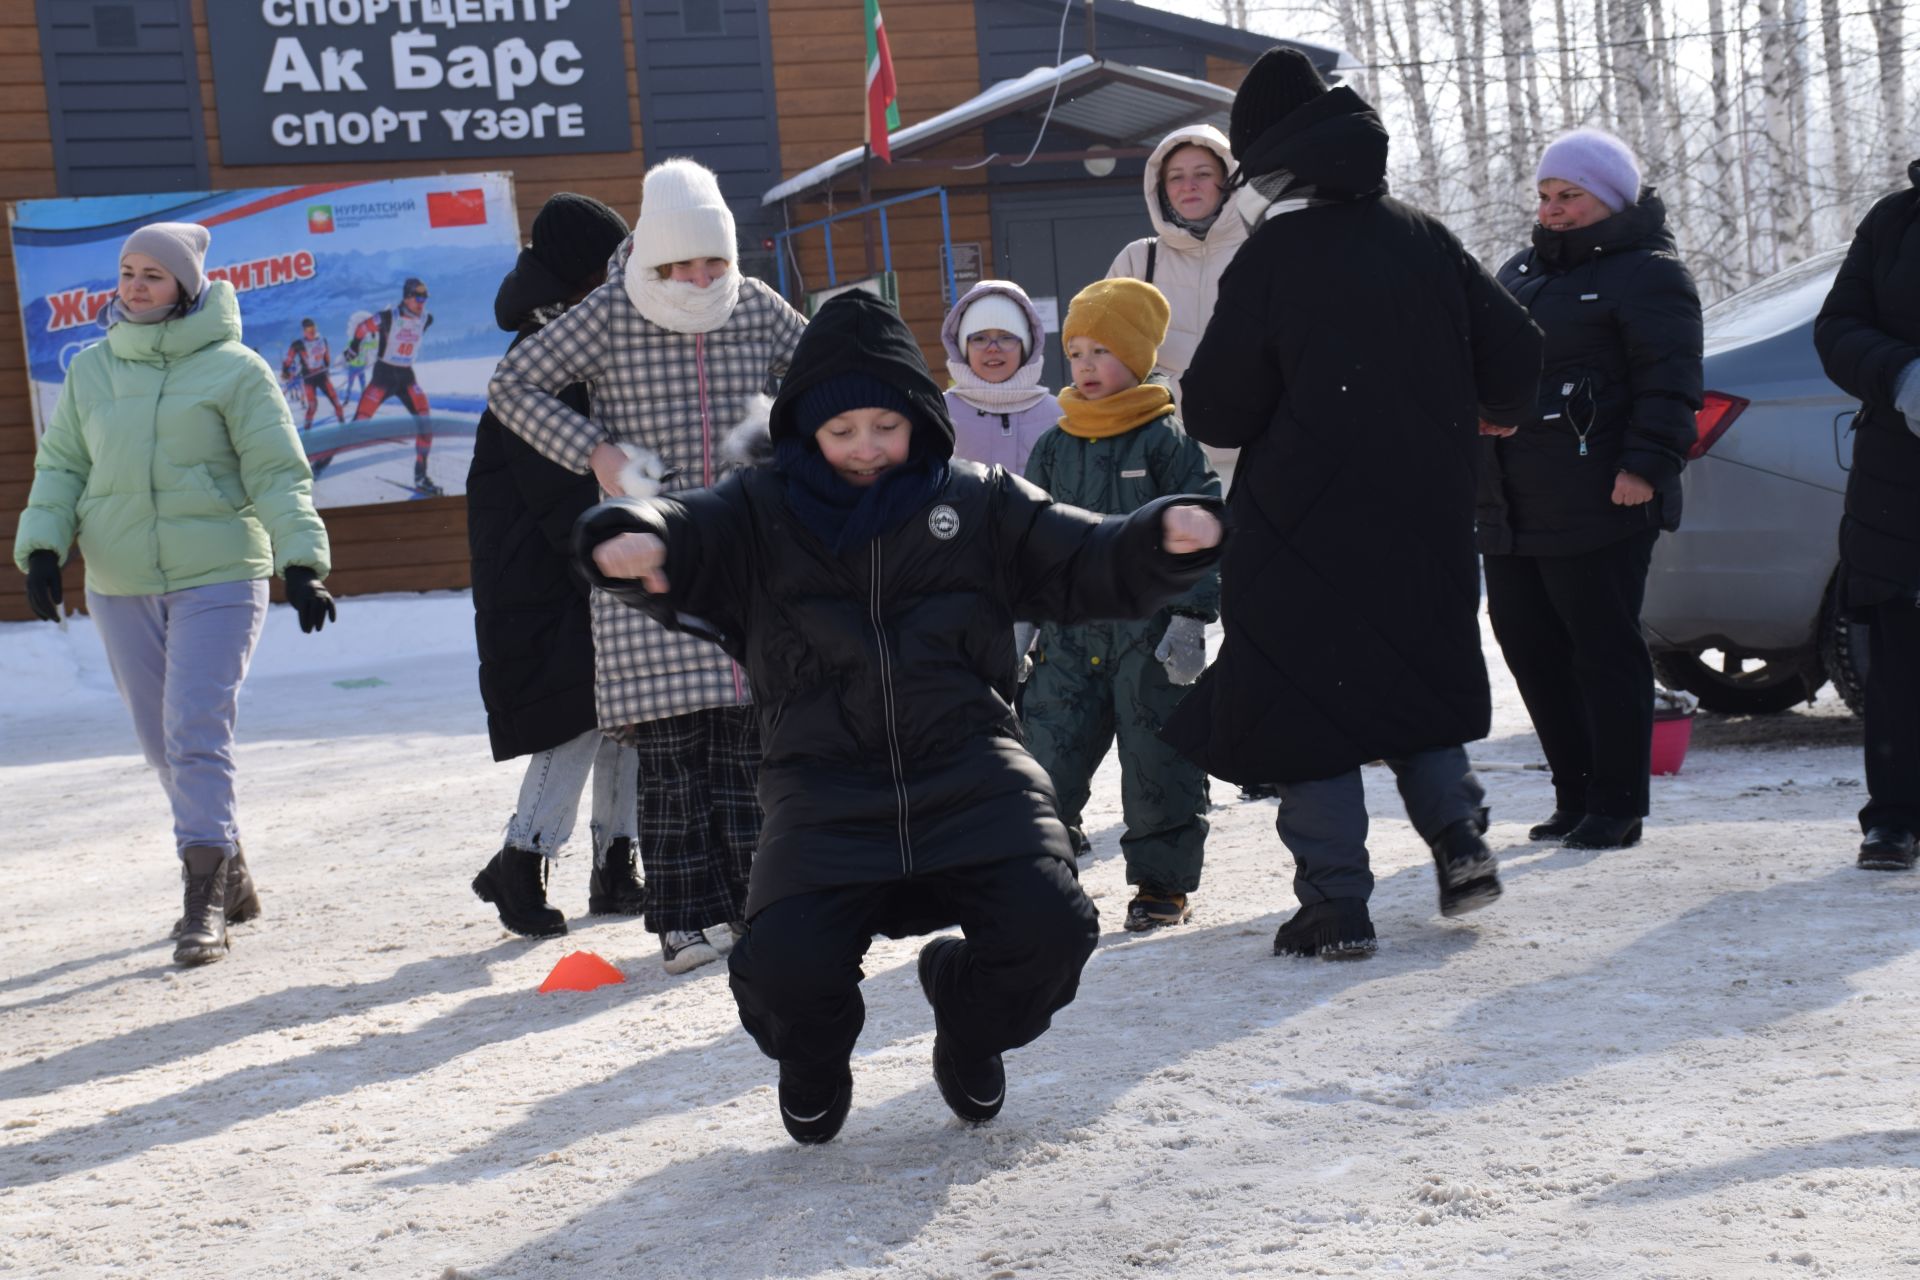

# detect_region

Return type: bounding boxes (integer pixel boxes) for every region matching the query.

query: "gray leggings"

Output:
[88,579,269,860]
[504,727,638,863]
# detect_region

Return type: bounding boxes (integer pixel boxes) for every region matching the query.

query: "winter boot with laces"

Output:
[1430,818,1503,917]
[587,836,647,915]
[659,928,720,975]
[1123,889,1191,932]
[173,847,233,967]
[172,842,260,939]
[1272,898,1377,960]
[917,937,1007,1123]
[471,846,568,938]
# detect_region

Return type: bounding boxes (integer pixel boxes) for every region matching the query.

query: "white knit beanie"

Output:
[121,221,210,301]
[959,293,1032,356]
[632,158,737,269]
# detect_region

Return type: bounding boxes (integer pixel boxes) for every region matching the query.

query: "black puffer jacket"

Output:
[1163,87,1542,786]
[466,250,599,762]
[1478,193,1703,557]
[575,293,1225,917]
[1815,159,1920,610]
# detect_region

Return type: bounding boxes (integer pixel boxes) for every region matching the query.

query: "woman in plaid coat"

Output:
[488,159,807,974]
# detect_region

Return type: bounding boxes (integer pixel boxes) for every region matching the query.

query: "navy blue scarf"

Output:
[775,437,949,555]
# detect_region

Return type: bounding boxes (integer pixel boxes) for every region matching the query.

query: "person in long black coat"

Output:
[467,194,646,937]
[1815,158,1920,872]
[1162,49,1543,959]
[1477,129,1703,853]
[574,292,1226,1143]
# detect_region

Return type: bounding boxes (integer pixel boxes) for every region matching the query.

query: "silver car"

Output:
[1640,246,1870,715]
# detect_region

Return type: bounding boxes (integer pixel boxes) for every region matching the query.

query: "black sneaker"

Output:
[1430,818,1503,918]
[1122,891,1191,932]
[1272,899,1377,960]
[1859,826,1918,871]
[1528,810,1583,841]
[778,1063,853,1144]
[587,837,647,915]
[1563,815,1642,850]
[471,846,568,938]
[916,937,1007,1122]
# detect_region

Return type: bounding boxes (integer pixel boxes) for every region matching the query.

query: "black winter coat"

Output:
[1164,87,1543,786]
[1814,159,1920,610]
[467,250,600,762]
[1478,193,1703,556]
[575,292,1225,918]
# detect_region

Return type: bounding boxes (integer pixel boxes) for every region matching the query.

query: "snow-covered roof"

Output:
[762,56,1246,206]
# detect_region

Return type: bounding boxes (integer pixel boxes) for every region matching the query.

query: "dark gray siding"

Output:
[37,0,209,197]
[633,0,783,281]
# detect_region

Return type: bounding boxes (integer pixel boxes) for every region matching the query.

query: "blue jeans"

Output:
[88,579,270,859]
[505,728,638,863]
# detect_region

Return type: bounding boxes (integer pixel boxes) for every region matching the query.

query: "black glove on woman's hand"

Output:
[283,566,337,634]
[24,550,63,622]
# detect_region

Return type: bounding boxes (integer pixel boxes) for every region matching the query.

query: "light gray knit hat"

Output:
[120,221,210,301]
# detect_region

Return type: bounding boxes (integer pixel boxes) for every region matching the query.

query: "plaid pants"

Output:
[625,705,762,932]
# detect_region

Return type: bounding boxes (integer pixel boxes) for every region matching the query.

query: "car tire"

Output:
[1818,577,1871,716]
[1651,648,1824,716]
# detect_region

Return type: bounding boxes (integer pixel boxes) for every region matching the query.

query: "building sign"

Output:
[10,173,523,507]
[207,0,630,165]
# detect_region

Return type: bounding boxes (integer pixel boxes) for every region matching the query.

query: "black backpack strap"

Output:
[1144,237,1158,284]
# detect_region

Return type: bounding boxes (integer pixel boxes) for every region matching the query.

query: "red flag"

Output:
[865,0,900,163]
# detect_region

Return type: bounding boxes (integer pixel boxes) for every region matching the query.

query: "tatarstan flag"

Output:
[865,0,900,162]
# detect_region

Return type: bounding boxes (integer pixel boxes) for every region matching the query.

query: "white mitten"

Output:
[616,442,671,498]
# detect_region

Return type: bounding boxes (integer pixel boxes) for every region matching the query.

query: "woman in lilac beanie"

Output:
[1476,127,1703,853]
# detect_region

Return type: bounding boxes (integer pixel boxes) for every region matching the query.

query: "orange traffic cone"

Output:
[538,950,626,993]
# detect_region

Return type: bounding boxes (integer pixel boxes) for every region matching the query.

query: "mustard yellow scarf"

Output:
[1056,383,1174,439]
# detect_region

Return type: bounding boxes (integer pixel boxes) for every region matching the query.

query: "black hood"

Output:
[1531,189,1677,272]
[493,247,577,332]
[768,291,955,455]
[1232,86,1389,202]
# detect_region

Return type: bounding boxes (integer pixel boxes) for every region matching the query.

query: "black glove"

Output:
[24,550,63,622]
[283,566,336,634]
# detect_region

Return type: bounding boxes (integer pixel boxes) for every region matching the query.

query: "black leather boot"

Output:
[1563,814,1643,850]
[472,846,568,937]
[1859,826,1918,871]
[1429,819,1503,917]
[172,843,260,939]
[1528,810,1583,841]
[173,847,232,966]
[587,837,647,915]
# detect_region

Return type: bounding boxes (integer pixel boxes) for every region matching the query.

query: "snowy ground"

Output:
[2,594,1915,1279]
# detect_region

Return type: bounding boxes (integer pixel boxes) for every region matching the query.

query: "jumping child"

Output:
[576,291,1225,1143]
[1022,278,1221,932]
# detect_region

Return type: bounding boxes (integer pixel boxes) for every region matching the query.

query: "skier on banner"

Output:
[341,310,371,401]
[281,317,346,432]
[347,277,441,496]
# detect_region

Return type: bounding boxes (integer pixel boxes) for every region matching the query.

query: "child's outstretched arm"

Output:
[573,483,751,652]
[1002,475,1227,625]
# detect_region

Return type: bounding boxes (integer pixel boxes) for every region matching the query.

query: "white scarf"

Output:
[944,352,1051,414]
[1234,182,1316,230]
[623,259,743,334]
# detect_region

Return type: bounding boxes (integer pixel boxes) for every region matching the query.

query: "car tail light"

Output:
[1689,391,1749,459]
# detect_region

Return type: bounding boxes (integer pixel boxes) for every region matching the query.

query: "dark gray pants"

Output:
[1273,746,1485,905]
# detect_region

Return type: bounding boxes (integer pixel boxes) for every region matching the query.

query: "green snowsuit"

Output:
[1022,403,1220,893]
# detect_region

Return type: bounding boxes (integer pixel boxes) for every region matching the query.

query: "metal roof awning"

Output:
[763,55,1291,206]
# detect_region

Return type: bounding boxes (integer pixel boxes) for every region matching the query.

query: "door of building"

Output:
[991,189,1151,392]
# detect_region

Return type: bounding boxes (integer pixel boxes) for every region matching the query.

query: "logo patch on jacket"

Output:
[928,504,960,540]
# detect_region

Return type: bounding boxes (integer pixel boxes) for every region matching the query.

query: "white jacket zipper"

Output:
[868,541,912,873]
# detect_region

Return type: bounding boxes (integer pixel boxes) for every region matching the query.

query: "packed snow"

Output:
[2,592,1915,1278]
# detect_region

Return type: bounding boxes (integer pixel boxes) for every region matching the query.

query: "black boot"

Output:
[1563,814,1642,850]
[1272,899,1376,959]
[173,847,232,966]
[172,843,260,939]
[587,837,647,915]
[1240,782,1283,801]
[471,846,568,937]
[778,1062,853,1144]
[1859,826,1918,871]
[917,938,1005,1123]
[1429,819,1503,918]
[1527,810,1583,841]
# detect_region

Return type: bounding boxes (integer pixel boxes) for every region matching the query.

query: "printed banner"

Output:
[207,0,630,165]
[9,172,522,507]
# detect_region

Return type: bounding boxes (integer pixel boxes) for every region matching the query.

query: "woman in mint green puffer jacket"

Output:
[13,222,333,967]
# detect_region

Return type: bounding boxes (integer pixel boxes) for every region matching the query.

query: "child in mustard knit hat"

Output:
[1021,277,1221,931]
